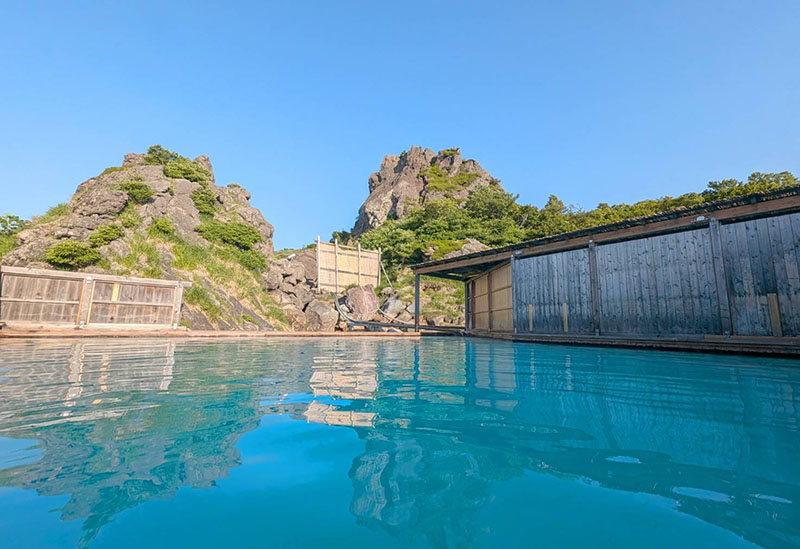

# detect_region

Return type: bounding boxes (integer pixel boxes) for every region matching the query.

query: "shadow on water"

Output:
[0,338,798,548]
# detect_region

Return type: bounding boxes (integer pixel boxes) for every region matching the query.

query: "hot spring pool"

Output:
[0,337,797,548]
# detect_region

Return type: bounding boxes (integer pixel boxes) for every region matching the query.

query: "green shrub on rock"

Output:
[196,220,262,250]
[118,177,154,204]
[45,241,100,269]
[191,188,217,216]
[164,157,210,184]
[148,217,176,239]
[89,224,124,247]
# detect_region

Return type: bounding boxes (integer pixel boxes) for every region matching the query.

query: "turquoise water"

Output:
[0,338,798,548]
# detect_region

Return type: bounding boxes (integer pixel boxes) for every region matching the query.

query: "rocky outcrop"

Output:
[1,148,292,331]
[352,147,498,236]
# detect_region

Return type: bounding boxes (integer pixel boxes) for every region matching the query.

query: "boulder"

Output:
[282,261,306,285]
[380,294,407,318]
[305,299,339,332]
[123,153,146,166]
[262,265,283,291]
[282,306,307,331]
[345,284,379,321]
[293,248,318,284]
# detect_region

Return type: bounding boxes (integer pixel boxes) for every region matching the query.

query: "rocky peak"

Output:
[352,146,499,236]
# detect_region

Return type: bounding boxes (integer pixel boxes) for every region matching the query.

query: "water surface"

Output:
[0,337,798,548]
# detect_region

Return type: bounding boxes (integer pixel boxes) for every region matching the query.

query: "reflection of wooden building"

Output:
[414,188,800,354]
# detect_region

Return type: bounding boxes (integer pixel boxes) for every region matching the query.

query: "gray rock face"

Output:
[380,294,407,319]
[352,146,499,236]
[345,284,379,321]
[292,248,317,284]
[304,299,339,331]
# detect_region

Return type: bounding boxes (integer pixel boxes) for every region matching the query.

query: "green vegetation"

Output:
[116,234,162,278]
[44,241,100,269]
[196,219,262,250]
[144,145,211,185]
[144,145,180,165]
[148,217,176,239]
[118,202,141,229]
[0,215,24,259]
[361,171,799,267]
[100,166,129,176]
[184,284,221,320]
[37,203,69,224]
[438,148,459,157]
[163,157,211,184]
[421,165,479,193]
[89,224,124,247]
[191,187,217,216]
[118,176,154,204]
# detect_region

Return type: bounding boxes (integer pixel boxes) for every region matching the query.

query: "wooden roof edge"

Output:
[412,185,800,273]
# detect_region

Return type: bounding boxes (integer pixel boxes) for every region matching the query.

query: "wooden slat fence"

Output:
[316,238,381,293]
[506,211,800,338]
[0,266,190,329]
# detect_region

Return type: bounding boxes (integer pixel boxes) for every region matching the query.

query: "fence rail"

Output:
[316,237,381,293]
[0,266,191,329]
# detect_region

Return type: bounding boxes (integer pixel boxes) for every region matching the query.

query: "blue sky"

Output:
[1,1,798,249]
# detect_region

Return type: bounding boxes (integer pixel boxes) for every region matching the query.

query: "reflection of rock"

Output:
[303,401,375,427]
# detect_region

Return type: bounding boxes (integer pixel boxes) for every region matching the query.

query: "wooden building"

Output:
[0,266,190,330]
[412,187,800,355]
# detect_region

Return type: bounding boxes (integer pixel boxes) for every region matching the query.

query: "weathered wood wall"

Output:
[468,263,512,332]
[316,239,380,293]
[508,211,800,338]
[0,266,190,329]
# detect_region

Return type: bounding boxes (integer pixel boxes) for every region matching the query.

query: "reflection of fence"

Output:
[0,266,190,329]
[316,237,380,293]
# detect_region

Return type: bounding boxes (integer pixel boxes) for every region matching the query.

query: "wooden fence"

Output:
[509,211,800,338]
[316,238,381,293]
[0,266,191,329]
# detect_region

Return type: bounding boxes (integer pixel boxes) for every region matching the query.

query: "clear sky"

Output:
[1,1,798,249]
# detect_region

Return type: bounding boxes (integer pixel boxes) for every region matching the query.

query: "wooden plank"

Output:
[768,293,783,337]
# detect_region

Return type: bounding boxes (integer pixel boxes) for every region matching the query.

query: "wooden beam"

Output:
[587,241,601,335]
[768,293,783,337]
[334,239,340,293]
[708,218,734,335]
[414,273,420,332]
[316,235,321,292]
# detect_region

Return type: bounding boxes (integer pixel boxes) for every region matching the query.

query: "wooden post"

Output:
[378,248,382,286]
[487,271,493,332]
[587,241,601,335]
[316,235,321,292]
[334,239,340,293]
[528,303,533,332]
[171,283,185,329]
[768,293,783,337]
[708,218,734,335]
[357,243,362,286]
[414,273,420,332]
[464,280,471,331]
[562,302,569,332]
[76,277,94,327]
